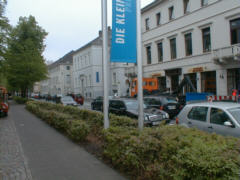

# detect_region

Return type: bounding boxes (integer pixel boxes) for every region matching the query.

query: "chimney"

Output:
[99,30,102,37]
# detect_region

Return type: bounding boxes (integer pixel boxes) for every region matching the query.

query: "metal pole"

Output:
[101,0,109,129]
[136,0,143,130]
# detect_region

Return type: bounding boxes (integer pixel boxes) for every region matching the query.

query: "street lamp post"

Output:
[101,0,109,129]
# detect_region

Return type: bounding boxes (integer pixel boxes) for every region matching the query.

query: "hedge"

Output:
[26,101,90,141]
[26,101,240,180]
[13,96,30,104]
[103,126,240,180]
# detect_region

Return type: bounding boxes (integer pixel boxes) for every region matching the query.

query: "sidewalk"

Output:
[0,102,127,180]
[0,107,32,180]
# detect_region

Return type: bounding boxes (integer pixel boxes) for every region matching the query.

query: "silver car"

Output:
[60,96,78,106]
[176,102,240,138]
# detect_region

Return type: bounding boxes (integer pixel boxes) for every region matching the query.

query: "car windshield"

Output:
[163,97,178,103]
[227,107,240,124]
[125,100,146,110]
[145,98,161,105]
[62,96,74,102]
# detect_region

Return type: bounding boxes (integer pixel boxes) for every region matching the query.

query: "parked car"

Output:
[91,96,103,111]
[176,102,240,138]
[72,94,84,105]
[60,96,78,106]
[109,98,170,126]
[144,95,182,119]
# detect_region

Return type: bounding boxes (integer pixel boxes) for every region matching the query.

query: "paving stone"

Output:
[0,116,32,180]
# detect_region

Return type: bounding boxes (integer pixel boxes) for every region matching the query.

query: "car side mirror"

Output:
[224,121,235,128]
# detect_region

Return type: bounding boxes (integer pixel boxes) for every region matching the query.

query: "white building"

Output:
[40,51,74,96]
[73,28,129,99]
[140,0,240,95]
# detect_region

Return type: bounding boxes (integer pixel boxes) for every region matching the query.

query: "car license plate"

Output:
[168,105,176,110]
[152,121,160,126]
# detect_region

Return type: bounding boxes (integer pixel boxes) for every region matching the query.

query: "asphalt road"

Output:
[2,102,127,180]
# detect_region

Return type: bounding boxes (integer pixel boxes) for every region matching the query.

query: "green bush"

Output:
[103,126,240,180]
[13,96,30,104]
[26,101,240,180]
[26,101,89,140]
[67,120,90,141]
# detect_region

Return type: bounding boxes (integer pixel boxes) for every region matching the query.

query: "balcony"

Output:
[212,44,240,64]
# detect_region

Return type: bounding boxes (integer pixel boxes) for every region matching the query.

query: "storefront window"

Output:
[201,71,216,94]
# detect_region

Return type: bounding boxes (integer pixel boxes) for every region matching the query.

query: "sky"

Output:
[6,0,154,62]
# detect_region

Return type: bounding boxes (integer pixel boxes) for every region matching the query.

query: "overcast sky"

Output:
[6,0,154,62]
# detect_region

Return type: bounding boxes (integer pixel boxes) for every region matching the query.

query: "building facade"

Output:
[73,29,129,99]
[141,0,240,95]
[40,51,74,96]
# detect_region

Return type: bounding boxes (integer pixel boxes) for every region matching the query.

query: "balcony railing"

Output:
[212,44,240,64]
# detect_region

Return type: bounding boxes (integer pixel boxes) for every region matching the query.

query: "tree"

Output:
[0,0,11,87]
[5,15,48,97]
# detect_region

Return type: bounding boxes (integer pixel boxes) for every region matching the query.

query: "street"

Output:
[0,101,127,180]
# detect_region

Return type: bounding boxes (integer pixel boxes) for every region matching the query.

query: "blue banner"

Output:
[110,0,136,63]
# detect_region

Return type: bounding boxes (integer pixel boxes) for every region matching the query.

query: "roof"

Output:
[73,28,112,55]
[186,102,240,109]
[141,0,166,14]
[48,50,75,69]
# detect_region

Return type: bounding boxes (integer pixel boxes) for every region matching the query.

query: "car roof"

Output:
[144,95,175,98]
[110,98,137,102]
[186,102,240,109]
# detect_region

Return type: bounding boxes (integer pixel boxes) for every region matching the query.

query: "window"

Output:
[66,66,70,70]
[183,0,190,14]
[113,72,117,84]
[157,42,163,62]
[145,18,150,31]
[170,38,177,59]
[210,108,231,125]
[156,12,161,26]
[146,46,152,64]
[168,6,174,20]
[202,27,211,52]
[188,106,208,121]
[230,18,240,45]
[109,100,125,109]
[201,0,208,6]
[89,75,91,86]
[185,33,192,56]
[66,75,71,84]
[96,72,99,83]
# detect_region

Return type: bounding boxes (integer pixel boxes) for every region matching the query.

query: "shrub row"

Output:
[13,96,30,104]
[28,101,137,133]
[26,102,89,141]
[26,101,240,180]
[103,126,240,180]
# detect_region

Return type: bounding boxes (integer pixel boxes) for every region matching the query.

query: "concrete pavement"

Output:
[0,102,127,180]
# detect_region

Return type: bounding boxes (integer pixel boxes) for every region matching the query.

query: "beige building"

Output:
[40,51,74,96]
[139,0,240,95]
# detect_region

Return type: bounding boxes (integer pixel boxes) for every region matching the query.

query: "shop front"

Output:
[227,68,240,95]
[201,71,216,95]
[165,68,181,93]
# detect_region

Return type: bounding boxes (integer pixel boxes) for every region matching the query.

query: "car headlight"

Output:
[165,113,169,119]
[144,115,149,121]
